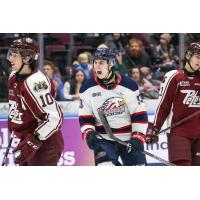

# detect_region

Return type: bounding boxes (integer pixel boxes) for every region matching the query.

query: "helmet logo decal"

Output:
[26,38,33,43]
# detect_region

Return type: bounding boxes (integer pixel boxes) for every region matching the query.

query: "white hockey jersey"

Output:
[8,70,63,140]
[79,74,148,141]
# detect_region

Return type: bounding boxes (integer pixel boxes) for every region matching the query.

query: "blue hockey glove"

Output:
[83,129,99,150]
[127,132,146,155]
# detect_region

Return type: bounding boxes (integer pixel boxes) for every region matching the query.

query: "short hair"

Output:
[160,33,171,43]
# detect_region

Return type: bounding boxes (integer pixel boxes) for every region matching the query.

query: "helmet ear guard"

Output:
[108,59,116,67]
[185,52,191,60]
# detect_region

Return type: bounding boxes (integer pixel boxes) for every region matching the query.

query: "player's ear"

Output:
[22,57,31,64]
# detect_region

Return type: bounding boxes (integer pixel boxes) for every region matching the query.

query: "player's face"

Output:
[7,50,23,72]
[93,59,110,79]
[190,54,200,71]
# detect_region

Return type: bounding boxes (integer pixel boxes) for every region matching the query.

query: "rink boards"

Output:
[0,113,168,166]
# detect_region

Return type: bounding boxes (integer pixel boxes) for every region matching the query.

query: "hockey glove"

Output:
[13,134,42,165]
[83,129,99,150]
[127,132,146,155]
[146,122,160,144]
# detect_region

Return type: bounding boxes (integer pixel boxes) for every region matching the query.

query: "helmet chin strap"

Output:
[187,59,197,72]
[184,59,200,77]
[103,66,113,80]
[16,62,25,75]
[16,59,32,81]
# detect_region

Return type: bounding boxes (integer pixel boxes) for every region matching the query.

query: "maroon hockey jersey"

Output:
[8,70,63,140]
[154,69,200,139]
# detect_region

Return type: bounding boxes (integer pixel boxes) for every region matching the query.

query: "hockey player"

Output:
[79,47,148,166]
[7,37,64,166]
[147,42,200,166]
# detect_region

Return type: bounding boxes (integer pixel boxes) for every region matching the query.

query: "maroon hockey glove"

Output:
[13,134,42,165]
[146,122,160,144]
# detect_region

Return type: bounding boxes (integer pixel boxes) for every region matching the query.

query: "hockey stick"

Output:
[158,109,200,134]
[98,110,176,166]
[1,132,14,166]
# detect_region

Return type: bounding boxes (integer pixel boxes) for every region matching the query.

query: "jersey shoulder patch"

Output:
[25,71,49,93]
[119,75,138,92]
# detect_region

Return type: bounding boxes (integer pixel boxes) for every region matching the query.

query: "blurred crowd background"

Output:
[0,33,199,102]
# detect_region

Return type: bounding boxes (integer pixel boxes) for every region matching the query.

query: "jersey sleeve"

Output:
[126,87,148,135]
[21,74,63,140]
[79,91,95,135]
[154,70,178,129]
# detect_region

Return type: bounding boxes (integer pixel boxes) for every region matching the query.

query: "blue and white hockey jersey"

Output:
[79,74,148,141]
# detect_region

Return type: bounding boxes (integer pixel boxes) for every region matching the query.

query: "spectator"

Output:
[43,60,64,101]
[129,67,159,99]
[65,65,74,81]
[154,33,179,68]
[73,52,92,80]
[152,33,179,80]
[63,69,86,100]
[0,58,11,102]
[123,38,152,76]
[104,33,125,54]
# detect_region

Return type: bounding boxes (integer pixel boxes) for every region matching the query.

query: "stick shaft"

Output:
[98,110,175,166]
[1,133,14,166]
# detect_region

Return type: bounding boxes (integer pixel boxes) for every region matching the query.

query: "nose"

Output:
[94,63,100,69]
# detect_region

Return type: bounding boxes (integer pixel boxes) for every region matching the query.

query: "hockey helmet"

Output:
[185,42,200,60]
[7,37,39,62]
[92,48,116,66]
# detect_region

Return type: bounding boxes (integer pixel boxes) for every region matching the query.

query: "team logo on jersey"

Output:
[98,97,126,116]
[179,81,190,86]
[33,81,48,92]
[9,100,23,124]
[181,90,200,107]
